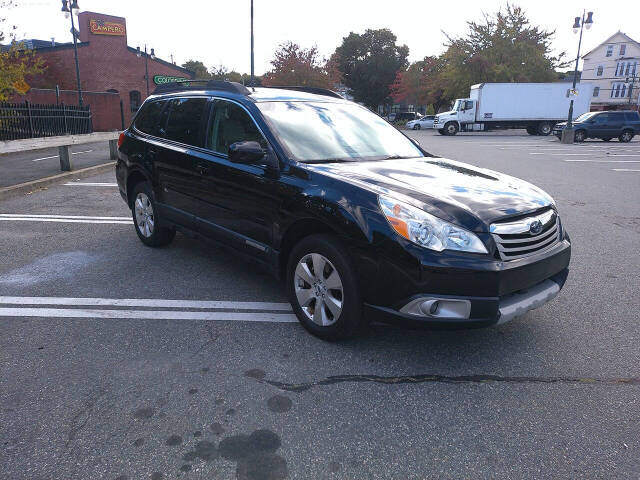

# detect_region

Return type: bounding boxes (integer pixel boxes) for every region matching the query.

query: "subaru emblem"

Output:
[529,220,543,235]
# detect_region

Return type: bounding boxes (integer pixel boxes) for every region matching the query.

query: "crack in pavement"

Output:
[260,374,640,392]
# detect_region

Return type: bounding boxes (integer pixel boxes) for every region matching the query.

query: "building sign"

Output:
[89,19,126,36]
[153,75,190,85]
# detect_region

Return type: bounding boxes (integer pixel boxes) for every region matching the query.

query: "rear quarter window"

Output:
[134,100,166,136]
[624,112,640,121]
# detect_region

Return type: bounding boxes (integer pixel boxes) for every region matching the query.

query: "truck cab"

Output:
[433,99,476,135]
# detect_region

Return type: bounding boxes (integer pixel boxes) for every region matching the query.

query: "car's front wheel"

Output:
[131,182,176,247]
[287,234,362,340]
[413,124,421,130]
[619,130,634,143]
[574,130,586,142]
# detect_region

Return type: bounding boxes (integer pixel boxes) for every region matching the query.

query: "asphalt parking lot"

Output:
[1,131,639,479]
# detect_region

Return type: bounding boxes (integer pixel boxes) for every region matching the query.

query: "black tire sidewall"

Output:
[286,234,362,340]
[619,130,633,143]
[574,130,586,142]
[444,122,458,135]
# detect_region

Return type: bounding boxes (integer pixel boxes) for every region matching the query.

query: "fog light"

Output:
[400,297,471,320]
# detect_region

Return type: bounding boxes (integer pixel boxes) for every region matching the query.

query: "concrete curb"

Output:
[0,161,116,201]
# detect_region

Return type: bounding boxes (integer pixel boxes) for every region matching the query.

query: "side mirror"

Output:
[229,141,266,164]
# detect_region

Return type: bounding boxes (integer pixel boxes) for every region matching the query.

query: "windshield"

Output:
[256,101,423,162]
[453,99,463,111]
[574,112,598,123]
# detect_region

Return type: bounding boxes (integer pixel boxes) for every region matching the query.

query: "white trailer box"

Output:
[434,82,594,135]
[471,83,593,121]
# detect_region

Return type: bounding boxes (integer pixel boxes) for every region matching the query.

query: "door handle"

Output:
[196,162,210,175]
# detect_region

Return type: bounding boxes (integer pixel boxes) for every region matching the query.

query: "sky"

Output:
[4,0,639,75]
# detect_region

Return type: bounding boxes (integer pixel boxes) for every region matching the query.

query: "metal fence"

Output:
[0,101,93,141]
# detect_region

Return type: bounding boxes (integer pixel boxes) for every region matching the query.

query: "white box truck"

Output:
[433,82,594,136]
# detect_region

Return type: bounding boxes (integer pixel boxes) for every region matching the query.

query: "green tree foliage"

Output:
[181,60,211,79]
[440,3,567,100]
[335,29,409,109]
[210,65,262,86]
[262,42,335,88]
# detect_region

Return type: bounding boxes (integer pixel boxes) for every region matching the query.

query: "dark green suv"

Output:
[553,110,640,142]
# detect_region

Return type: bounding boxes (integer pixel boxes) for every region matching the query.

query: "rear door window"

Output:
[163,97,209,147]
[624,112,640,121]
[207,99,267,155]
[609,112,626,122]
[593,114,609,124]
[134,100,167,136]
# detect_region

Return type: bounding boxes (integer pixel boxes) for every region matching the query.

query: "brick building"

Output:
[18,11,194,130]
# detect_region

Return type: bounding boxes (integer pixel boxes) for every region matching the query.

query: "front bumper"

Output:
[360,232,571,328]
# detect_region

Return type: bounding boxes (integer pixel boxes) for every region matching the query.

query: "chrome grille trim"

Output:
[491,210,561,260]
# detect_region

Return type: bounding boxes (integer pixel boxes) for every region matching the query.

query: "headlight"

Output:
[378,195,488,254]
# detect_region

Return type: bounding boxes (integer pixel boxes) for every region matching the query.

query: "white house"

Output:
[581,31,639,110]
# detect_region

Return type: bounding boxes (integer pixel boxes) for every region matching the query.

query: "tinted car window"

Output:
[163,97,208,147]
[134,100,167,136]
[207,100,266,154]
[625,112,640,121]
[593,114,608,124]
[609,112,626,122]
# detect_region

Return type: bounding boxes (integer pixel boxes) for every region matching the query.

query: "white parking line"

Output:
[64,182,118,187]
[0,296,292,311]
[0,307,298,323]
[0,214,131,224]
[32,149,93,162]
[612,168,640,172]
[563,159,640,163]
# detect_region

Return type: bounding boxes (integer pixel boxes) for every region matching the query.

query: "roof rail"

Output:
[152,80,251,96]
[264,86,344,99]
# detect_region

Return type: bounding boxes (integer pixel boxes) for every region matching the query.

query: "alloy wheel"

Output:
[134,192,154,238]
[294,253,343,327]
[620,131,633,142]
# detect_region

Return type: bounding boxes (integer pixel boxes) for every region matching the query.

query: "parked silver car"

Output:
[407,115,435,130]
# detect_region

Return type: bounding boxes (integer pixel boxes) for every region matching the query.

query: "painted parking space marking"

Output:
[0,296,297,323]
[32,149,93,162]
[64,182,118,187]
[563,159,640,163]
[0,296,293,311]
[0,214,131,224]
[612,169,640,172]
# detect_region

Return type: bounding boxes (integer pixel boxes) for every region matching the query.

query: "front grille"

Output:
[491,209,561,261]
[433,117,440,125]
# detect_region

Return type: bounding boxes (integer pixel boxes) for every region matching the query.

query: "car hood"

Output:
[437,111,455,116]
[307,157,554,232]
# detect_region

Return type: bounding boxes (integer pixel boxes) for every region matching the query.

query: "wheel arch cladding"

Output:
[126,169,150,208]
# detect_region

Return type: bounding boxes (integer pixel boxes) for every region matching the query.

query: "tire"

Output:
[287,234,362,340]
[443,122,458,136]
[574,130,586,142]
[619,130,634,143]
[537,122,552,136]
[602,137,612,142]
[526,126,538,135]
[437,129,445,135]
[413,124,421,130]
[131,182,176,247]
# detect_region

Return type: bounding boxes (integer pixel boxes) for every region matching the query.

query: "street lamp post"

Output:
[61,0,83,107]
[561,10,593,144]
[136,45,156,97]
[250,0,255,87]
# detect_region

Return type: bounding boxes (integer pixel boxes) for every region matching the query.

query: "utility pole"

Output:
[61,0,83,107]
[250,0,254,87]
[627,72,638,105]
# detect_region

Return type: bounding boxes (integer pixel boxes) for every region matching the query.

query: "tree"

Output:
[262,42,334,88]
[0,1,45,100]
[334,29,409,109]
[439,3,567,100]
[181,60,211,79]
[391,56,448,113]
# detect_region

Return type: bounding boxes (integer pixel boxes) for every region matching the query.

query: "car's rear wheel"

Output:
[131,182,176,247]
[574,130,586,142]
[287,234,362,340]
[619,130,634,143]
[537,122,553,136]
[443,122,458,136]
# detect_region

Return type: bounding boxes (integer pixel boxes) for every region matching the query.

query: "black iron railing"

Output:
[0,101,93,141]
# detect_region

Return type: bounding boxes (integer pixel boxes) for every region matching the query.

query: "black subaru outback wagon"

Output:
[116,80,570,340]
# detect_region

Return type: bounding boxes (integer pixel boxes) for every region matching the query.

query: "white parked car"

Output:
[406,115,435,130]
